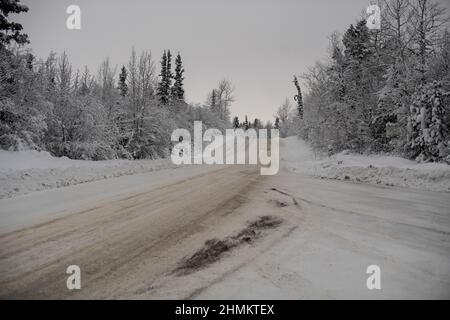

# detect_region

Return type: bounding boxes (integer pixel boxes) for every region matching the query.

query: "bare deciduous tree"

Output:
[383,0,413,60]
[215,78,235,121]
[409,0,449,79]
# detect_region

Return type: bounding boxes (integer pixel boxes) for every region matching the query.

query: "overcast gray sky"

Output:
[16,0,450,122]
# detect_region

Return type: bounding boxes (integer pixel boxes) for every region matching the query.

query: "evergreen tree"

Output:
[243,115,249,131]
[429,82,448,161]
[233,116,240,129]
[343,21,372,61]
[408,81,449,162]
[209,89,217,112]
[157,51,169,104]
[293,76,303,119]
[0,0,29,47]
[26,53,33,70]
[253,118,261,129]
[118,65,128,97]
[171,52,185,101]
[341,20,381,151]
[166,50,173,93]
[274,117,280,130]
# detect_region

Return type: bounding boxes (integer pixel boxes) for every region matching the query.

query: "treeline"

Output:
[231,116,274,131]
[0,1,233,160]
[295,0,450,163]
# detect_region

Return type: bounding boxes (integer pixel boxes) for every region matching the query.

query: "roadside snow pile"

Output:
[281,137,450,192]
[0,150,179,199]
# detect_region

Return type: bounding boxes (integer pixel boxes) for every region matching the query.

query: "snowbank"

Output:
[0,150,179,199]
[0,134,254,200]
[281,137,450,192]
[2,137,449,199]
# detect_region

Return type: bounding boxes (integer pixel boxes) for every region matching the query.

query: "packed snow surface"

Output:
[0,133,255,199]
[0,139,449,298]
[281,136,450,192]
[0,150,179,199]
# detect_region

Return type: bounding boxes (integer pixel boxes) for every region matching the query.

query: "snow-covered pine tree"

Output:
[429,81,448,161]
[341,19,381,151]
[233,116,240,129]
[118,65,128,97]
[293,76,303,119]
[209,89,217,112]
[157,51,169,104]
[274,117,280,130]
[171,52,185,101]
[0,0,29,47]
[408,81,448,162]
[243,115,249,131]
[166,50,173,97]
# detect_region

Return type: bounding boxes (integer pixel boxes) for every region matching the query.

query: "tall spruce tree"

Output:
[243,115,249,131]
[341,20,379,151]
[408,81,449,162]
[233,116,240,129]
[118,65,128,97]
[293,76,303,119]
[171,52,185,101]
[0,0,29,47]
[429,82,448,161]
[166,50,173,94]
[157,50,169,104]
[274,117,280,130]
[210,89,217,112]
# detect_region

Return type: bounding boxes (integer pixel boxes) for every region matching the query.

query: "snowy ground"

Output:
[190,171,450,299]
[0,150,179,199]
[281,137,450,192]
[0,137,449,299]
[2,136,447,200]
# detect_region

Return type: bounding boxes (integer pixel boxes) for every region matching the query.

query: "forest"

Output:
[0,1,234,160]
[1,0,449,164]
[289,0,450,163]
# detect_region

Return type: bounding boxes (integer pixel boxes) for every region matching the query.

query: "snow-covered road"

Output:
[194,169,450,299]
[0,139,449,299]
